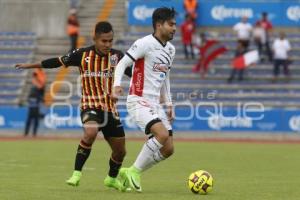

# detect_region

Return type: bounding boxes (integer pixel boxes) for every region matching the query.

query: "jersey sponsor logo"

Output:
[110,54,119,66]
[83,70,113,78]
[153,63,169,73]
[130,58,144,96]
[134,72,143,92]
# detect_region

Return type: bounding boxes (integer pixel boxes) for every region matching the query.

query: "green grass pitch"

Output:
[0,138,299,200]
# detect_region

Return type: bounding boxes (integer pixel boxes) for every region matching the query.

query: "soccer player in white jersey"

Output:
[112,7,176,192]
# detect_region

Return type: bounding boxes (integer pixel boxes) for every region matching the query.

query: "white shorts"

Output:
[126,97,172,134]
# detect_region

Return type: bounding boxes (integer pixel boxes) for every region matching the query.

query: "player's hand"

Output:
[112,86,123,102]
[15,63,31,69]
[166,105,175,123]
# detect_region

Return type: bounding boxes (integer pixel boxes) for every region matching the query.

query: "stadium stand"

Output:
[1,0,299,109]
[0,32,36,106]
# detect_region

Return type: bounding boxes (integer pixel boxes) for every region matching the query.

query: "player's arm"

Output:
[15,49,82,69]
[15,62,42,69]
[112,55,134,99]
[160,72,174,122]
[15,58,63,69]
[118,51,133,78]
[113,39,146,99]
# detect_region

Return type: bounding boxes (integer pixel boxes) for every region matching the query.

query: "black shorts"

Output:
[80,108,125,138]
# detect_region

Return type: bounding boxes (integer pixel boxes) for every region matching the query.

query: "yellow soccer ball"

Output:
[188,170,213,194]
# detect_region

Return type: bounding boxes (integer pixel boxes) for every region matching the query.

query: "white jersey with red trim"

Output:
[124,34,175,104]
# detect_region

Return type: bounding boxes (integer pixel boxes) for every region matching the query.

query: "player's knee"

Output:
[157,129,169,144]
[150,122,169,144]
[151,127,169,144]
[118,149,126,159]
[83,129,98,144]
[162,146,174,158]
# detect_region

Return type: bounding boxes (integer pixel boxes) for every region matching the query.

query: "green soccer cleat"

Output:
[104,175,125,191]
[120,167,142,192]
[118,168,131,192]
[66,170,82,186]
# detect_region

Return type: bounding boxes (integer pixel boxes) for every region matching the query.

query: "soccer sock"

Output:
[141,150,166,172]
[133,137,163,172]
[108,157,122,178]
[74,140,92,171]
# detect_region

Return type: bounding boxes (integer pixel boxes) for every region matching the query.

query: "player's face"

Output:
[160,19,176,41]
[94,31,114,54]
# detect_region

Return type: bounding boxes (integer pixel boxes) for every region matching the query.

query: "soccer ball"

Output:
[188,170,213,194]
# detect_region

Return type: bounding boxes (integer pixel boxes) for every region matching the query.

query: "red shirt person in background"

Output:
[181,14,196,59]
[255,12,273,62]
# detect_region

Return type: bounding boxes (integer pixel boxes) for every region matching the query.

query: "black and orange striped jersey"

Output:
[42,45,131,113]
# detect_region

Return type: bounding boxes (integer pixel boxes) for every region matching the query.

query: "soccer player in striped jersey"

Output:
[15,21,131,191]
[112,7,177,192]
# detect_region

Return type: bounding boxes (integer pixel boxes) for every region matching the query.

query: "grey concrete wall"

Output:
[0,0,70,37]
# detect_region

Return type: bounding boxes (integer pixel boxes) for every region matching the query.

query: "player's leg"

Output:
[147,104,175,167]
[121,122,168,192]
[104,135,126,191]
[121,101,170,192]
[132,101,170,170]
[66,109,100,186]
[139,132,174,172]
[101,114,127,190]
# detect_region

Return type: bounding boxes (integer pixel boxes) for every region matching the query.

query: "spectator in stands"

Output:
[252,23,266,62]
[233,16,252,51]
[184,0,198,21]
[272,32,291,83]
[181,13,195,59]
[67,9,80,52]
[255,12,273,62]
[24,68,46,137]
[227,41,247,83]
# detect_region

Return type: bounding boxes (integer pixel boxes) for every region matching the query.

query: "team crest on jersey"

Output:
[110,54,119,66]
[85,57,90,63]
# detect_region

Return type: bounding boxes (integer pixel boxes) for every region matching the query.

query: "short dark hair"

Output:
[94,21,113,35]
[152,7,176,30]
